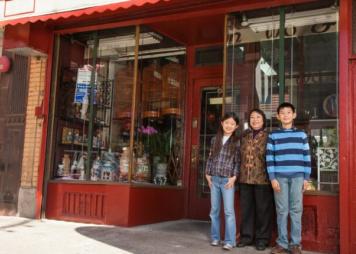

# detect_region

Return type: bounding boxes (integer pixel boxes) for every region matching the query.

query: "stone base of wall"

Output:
[17,187,36,218]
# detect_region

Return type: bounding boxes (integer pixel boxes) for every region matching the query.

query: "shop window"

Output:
[225,1,339,193]
[134,26,186,185]
[49,26,186,186]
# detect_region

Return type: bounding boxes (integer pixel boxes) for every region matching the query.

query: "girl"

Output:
[237,109,273,251]
[205,112,240,251]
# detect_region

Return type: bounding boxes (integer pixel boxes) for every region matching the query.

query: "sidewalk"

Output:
[0,216,323,254]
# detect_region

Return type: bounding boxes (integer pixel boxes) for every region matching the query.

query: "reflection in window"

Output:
[51,26,186,186]
[199,88,223,195]
[134,26,186,185]
[52,27,136,182]
[226,1,339,192]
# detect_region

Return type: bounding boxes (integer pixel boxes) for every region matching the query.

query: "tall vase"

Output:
[154,162,167,185]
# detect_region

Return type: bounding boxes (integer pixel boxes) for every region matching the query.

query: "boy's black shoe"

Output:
[236,241,252,248]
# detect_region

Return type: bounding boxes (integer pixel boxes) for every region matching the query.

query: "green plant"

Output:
[139,126,172,162]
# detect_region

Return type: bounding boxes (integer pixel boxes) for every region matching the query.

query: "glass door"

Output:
[188,78,222,219]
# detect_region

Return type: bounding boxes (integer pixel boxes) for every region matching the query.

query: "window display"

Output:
[49,26,186,186]
[134,26,186,185]
[225,1,339,192]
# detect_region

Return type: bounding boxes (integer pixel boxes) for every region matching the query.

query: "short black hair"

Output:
[277,102,295,113]
[248,108,266,129]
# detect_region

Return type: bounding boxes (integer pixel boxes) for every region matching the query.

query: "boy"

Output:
[266,102,311,254]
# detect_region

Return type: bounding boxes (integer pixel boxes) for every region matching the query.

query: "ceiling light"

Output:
[248,8,337,33]
[241,13,249,27]
[88,32,162,50]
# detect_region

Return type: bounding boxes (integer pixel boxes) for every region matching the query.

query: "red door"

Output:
[188,77,223,219]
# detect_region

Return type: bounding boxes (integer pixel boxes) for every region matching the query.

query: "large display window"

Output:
[48,25,186,186]
[225,1,339,193]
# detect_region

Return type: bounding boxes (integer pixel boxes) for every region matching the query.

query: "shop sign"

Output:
[0,56,11,73]
[74,68,97,104]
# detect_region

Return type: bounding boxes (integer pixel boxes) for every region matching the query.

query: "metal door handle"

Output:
[191,145,198,165]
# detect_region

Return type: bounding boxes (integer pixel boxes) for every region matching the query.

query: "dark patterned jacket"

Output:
[239,129,269,184]
[205,136,240,177]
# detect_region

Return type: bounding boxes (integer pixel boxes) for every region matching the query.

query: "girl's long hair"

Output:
[211,112,240,159]
[248,108,267,129]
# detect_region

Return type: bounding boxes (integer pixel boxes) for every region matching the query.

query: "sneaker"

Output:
[210,240,220,246]
[271,244,289,254]
[290,245,302,254]
[222,243,234,251]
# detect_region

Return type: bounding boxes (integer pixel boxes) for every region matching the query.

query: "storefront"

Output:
[0,0,355,253]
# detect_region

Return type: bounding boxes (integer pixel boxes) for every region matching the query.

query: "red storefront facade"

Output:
[0,0,355,253]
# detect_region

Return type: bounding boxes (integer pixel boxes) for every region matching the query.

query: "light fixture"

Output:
[240,13,249,27]
[248,7,337,33]
[330,0,338,10]
[87,32,162,50]
[258,57,277,76]
[113,47,186,61]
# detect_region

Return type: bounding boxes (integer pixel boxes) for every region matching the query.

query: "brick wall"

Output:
[20,57,46,188]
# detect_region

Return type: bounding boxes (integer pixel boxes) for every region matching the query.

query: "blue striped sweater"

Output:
[266,127,311,180]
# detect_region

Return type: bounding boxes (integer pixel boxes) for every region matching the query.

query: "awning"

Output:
[0,0,169,26]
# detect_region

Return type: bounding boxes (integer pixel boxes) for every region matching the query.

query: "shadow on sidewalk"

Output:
[0,219,32,230]
[75,220,233,254]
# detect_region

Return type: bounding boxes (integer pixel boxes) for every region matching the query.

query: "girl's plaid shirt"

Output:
[205,136,240,177]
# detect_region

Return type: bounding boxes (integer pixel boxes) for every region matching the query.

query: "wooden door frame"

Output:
[187,76,223,219]
[183,45,224,219]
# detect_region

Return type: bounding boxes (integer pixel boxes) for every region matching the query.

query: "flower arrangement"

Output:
[138,125,171,162]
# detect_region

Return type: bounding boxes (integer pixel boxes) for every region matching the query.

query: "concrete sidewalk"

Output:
[0,216,323,254]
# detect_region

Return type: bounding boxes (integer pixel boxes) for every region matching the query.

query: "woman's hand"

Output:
[271,179,281,192]
[303,180,309,192]
[224,176,236,189]
[205,174,212,188]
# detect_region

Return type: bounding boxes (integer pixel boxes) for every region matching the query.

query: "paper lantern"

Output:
[0,56,11,73]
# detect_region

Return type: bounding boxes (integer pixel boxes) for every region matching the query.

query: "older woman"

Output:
[237,109,273,251]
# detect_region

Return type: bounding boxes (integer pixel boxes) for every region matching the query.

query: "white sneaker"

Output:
[210,240,220,246]
[223,243,234,250]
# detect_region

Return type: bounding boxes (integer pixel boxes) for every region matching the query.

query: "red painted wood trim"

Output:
[35,31,55,219]
[1,0,168,25]
[339,0,352,253]
[182,46,195,218]
[53,0,318,35]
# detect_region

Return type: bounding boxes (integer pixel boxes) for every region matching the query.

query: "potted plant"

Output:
[139,125,172,180]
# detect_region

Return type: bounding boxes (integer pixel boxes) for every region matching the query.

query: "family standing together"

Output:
[205,102,311,254]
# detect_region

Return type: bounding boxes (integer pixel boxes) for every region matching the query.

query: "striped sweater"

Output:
[266,127,311,180]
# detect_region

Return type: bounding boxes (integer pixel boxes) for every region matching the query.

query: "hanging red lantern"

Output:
[0,56,11,73]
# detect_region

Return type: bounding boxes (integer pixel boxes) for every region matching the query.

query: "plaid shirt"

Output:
[205,136,240,177]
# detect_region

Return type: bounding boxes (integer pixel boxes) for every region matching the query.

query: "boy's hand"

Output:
[224,176,236,189]
[303,180,309,192]
[271,179,281,192]
[205,174,212,188]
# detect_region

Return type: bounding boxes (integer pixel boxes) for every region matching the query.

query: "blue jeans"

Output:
[273,176,304,249]
[210,176,236,246]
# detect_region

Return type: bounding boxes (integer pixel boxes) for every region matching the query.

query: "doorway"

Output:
[0,52,29,215]
[188,77,223,219]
